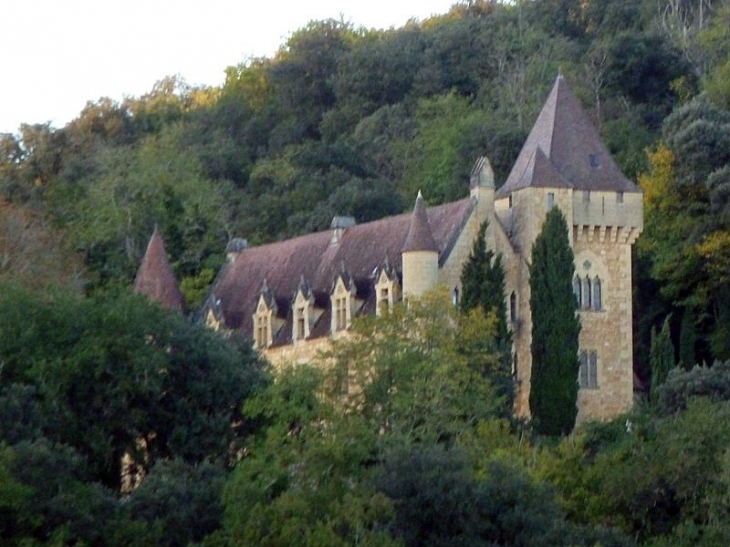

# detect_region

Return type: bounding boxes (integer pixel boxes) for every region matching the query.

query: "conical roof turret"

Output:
[402,191,439,253]
[134,227,185,312]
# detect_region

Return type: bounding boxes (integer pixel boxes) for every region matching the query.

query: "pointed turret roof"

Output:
[496,74,639,198]
[134,228,185,312]
[402,191,439,253]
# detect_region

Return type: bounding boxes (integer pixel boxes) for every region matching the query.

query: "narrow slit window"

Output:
[579,350,598,389]
[593,277,602,310]
[588,350,598,388]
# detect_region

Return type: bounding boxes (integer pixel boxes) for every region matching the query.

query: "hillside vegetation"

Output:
[1,0,730,544]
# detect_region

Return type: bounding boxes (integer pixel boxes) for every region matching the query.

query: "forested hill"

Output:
[1,0,730,362]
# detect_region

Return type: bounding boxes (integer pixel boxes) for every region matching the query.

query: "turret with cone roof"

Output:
[401,191,439,299]
[134,227,185,312]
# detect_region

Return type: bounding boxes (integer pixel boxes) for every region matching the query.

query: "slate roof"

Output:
[134,228,185,312]
[496,74,640,199]
[402,191,439,252]
[206,197,474,343]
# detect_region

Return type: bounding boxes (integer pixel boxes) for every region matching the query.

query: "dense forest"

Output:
[2,0,730,545]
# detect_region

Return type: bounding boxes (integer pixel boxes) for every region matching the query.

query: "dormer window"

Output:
[294,305,308,342]
[375,267,400,316]
[331,275,355,333]
[253,296,273,350]
[292,286,313,344]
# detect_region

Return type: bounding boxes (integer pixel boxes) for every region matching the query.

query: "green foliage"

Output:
[596,399,730,541]
[638,94,730,363]
[0,439,119,545]
[653,360,730,416]
[123,459,227,547]
[678,307,697,369]
[650,315,675,399]
[459,221,513,413]
[180,267,216,310]
[223,366,396,547]
[0,285,267,488]
[324,289,504,445]
[46,123,234,287]
[529,207,581,436]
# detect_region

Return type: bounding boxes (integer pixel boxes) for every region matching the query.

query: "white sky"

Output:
[0,0,458,136]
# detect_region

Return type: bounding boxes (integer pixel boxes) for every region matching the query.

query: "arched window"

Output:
[582,276,592,309]
[593,277,602,310]
[573,276,582,307]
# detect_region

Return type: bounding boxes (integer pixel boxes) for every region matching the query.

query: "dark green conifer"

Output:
[529,208,581,436]
[678,308,696,370]
[460,221,513,411]
[650,315,675,400]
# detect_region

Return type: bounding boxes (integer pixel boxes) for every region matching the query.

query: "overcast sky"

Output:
[0,0,458,135]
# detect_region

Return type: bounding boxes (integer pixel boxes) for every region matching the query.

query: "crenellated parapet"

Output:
[571,190,643,246]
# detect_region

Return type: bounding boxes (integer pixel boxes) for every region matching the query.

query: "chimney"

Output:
[225,238,248,263]
[330,216,356,245]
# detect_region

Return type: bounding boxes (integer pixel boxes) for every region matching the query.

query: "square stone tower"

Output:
[493,74,643,422]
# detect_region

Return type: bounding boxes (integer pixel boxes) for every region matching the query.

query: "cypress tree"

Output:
[678,308,696,370]
[460,221,513,410]
[528,208,581,436]
[650,315,675,400]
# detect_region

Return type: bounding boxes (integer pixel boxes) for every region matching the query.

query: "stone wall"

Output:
[574,235,634,422]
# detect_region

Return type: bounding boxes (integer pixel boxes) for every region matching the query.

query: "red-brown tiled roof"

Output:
[496,74,640,199]
[205,198,474,342]
[134,228,185,312]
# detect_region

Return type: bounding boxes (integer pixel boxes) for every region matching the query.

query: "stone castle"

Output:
[136,74,643,422]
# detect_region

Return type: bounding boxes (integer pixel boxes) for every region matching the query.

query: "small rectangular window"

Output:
[547,192,555,211]
[617,191,624,204]
[509,194,513,208]
[589,350,598,388]
[583,190,590,203]
[579,349,598,389]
